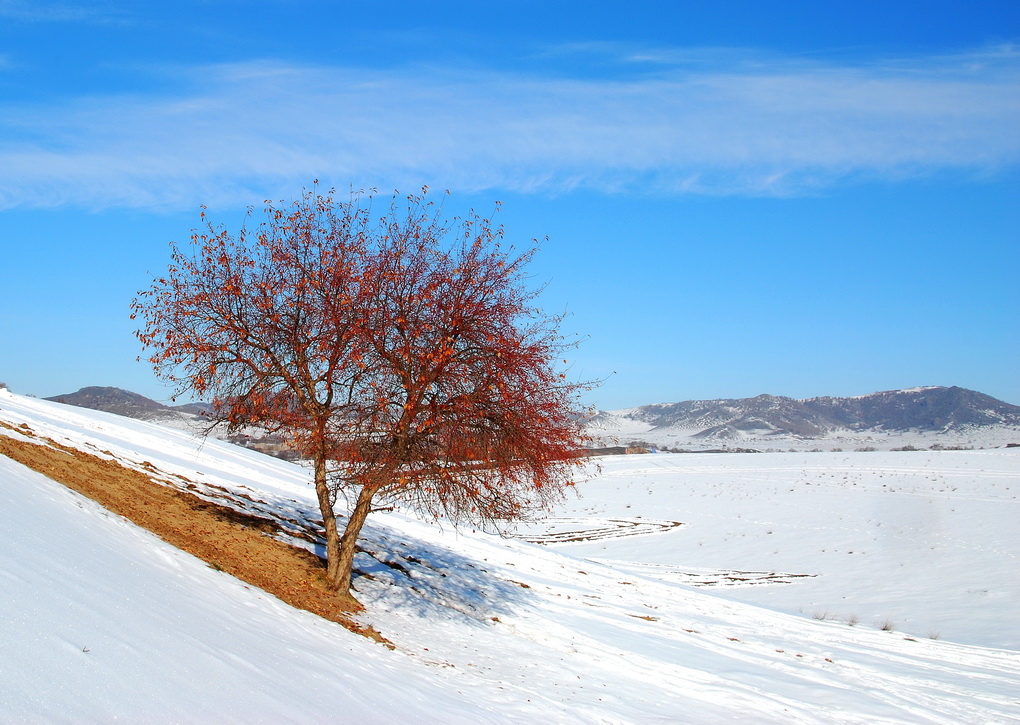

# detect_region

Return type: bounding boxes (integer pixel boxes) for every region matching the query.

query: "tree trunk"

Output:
[335,481,377,595]
[311,451,344,590]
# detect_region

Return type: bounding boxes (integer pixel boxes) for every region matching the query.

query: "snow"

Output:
[515,451,1020,650]
[588,410,655,439]
[0,457,493,723]
[1,388,1019,723]
[594,415,1020,452]
[847,386,941,398]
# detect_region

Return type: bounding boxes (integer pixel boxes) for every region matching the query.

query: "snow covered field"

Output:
[1,389,1018,723]
[516,450,1020,650]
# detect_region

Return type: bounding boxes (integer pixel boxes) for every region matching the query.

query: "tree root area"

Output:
[0,422,389,646]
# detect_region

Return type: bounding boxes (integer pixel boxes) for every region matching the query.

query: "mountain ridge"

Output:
[593,386,1020,449]
[44,386,211,423]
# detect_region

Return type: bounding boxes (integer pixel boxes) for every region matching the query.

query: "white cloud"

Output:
[0,0,112,22]
[0,48,1017,209]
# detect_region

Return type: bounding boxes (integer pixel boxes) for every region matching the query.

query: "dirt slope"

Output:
[0,420,385,643]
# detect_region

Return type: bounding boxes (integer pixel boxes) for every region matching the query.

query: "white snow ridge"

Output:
[1,388,1018,723]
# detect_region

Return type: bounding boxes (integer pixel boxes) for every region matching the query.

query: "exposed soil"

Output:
[0,420,388,645]
[516,516,684,544]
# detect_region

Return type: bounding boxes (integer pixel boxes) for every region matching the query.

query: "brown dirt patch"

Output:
[0,420,388,646]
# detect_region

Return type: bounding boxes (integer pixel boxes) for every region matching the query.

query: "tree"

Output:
[132,186,592,598]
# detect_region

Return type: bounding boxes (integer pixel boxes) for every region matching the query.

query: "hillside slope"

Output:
[1,389,1018,722]
[0,455,490,722]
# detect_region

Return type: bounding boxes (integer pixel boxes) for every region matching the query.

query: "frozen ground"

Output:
[1,389,1018,723]
[515,449,1020,650]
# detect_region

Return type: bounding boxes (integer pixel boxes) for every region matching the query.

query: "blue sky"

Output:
[1,1,1017,409]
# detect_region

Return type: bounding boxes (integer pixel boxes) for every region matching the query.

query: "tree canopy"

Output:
[133,186,593,596]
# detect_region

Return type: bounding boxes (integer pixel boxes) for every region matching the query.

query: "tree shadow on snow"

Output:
[349,520,533,625]
[207,484,532,625]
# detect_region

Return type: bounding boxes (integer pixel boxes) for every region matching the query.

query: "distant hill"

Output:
[45,387,212,426]
[43,389,215,434]
[802,387,1020,431]
[593,386,1020,450]
[43,386,295,458]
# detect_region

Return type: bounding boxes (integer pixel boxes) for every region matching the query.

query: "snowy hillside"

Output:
[1,389,1018,722]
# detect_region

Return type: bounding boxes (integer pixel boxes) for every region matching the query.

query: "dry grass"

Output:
[0,420,388,646]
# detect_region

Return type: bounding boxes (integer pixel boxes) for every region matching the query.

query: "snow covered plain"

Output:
[513,450,1020,650]
[1,389,1018,723]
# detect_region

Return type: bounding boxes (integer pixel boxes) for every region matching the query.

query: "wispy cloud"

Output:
[0,47,1017,209]
[0,0,116,23]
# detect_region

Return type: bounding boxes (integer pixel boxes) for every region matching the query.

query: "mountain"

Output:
[45,386,209,423]
[602,394,833,439]
[802,386,1020,431]
[594,386,1020,449]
